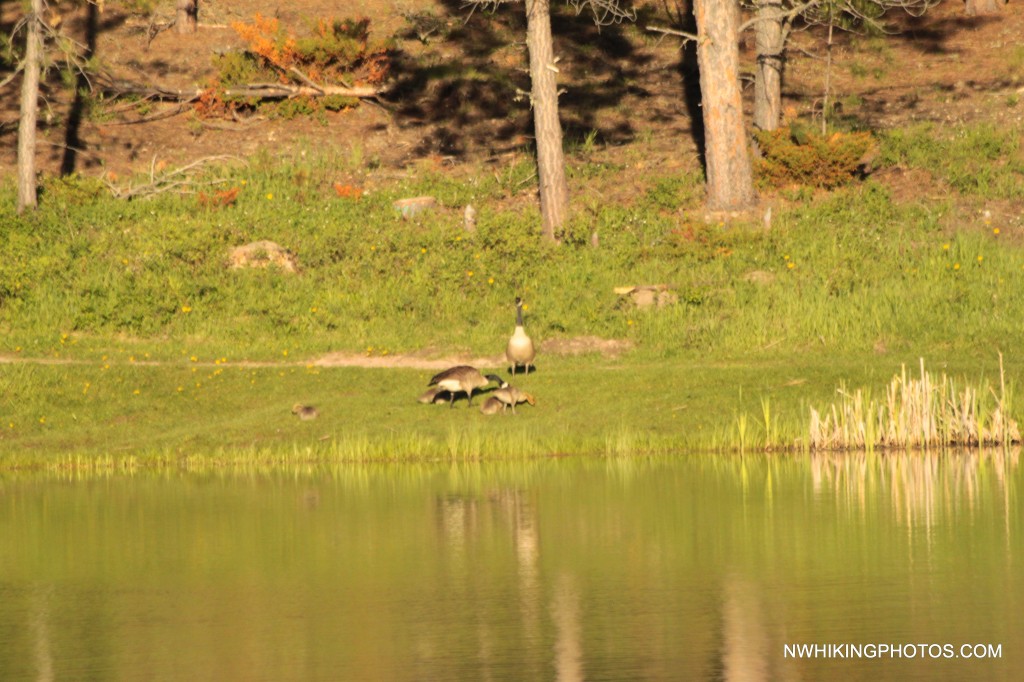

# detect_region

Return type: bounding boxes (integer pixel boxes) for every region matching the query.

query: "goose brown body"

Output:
[418,387,451,404]
[427,366,502,408]
[479,396,504,415]
[492,384,536,414]
[291,404,319,420]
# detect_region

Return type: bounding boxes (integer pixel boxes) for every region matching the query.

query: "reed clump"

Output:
[809,357,1020,451]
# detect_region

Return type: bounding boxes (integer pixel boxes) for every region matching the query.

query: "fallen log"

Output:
[98,78,380,103]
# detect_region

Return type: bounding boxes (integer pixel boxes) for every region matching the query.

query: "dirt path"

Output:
[0,336,633,370]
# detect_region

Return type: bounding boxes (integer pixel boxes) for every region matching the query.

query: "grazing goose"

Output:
[292,403,320,420]
[418,387,452,404]
[427,366,502,408]
[479,396,504,415]
[492,383,536,414]
[506,297,536,377]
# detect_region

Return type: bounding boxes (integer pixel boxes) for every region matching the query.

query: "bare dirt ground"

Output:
[0,334,633,368]
[2,1,1021,189]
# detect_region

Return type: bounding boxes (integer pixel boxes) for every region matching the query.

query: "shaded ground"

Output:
[0,2,1022,201]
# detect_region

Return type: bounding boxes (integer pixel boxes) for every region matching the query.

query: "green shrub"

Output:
[754,126,875,189]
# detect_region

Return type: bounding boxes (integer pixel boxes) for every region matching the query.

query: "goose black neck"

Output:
[516,303,524,327]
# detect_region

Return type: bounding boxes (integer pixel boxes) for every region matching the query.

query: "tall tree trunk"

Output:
[176,0,198,33]
[525,0,569,243]
[964,0,1006,15]
[693,0,757,211]
[752,0,784,131]
[17,0,43,214]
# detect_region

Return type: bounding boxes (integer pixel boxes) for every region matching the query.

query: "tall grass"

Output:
[809,357,1020,451]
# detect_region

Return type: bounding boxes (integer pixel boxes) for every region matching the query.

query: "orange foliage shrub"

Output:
[229,13,392,86]
[332,183,363,199]
[193,85,232,118]
[198,186,241,209]
[231,14,297,80]
[754,126,876,189]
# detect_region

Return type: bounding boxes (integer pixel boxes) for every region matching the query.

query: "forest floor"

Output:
[0,0,1022,209]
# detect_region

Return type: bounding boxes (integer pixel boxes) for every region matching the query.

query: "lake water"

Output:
[1,451,1020,681]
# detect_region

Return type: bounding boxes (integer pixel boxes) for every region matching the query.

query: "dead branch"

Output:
[0,62,24,90]
[101,102,193,125]
[97,77,380,102]
[145,17,177,48]
[103,154,244,200]
[287,66,325,92]
[645,24,700,42]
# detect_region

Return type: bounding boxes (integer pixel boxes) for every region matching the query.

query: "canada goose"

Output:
[418,387,451,405]
[292,403,319,420]
[427,366,502,408]
[506,297,536,377]
[479,396,504,415]
[492,383,536,414]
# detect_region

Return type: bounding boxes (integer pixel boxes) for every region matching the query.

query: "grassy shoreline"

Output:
[2,349,1020,469]
[2,120,1024,466]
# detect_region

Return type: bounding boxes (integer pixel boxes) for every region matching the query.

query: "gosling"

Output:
[506,296,536,377]
[292,403,319,420]
[427,366,502,408]
[492,383,536,414]
[479,396,504,415]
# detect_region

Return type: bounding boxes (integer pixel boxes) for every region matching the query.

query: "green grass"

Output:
[2,121,1024,464]
[879,122,1024,199]
[1,351,1020,469]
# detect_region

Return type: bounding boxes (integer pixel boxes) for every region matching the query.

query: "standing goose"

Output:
[427,366,502,408]
[506,297,536,377]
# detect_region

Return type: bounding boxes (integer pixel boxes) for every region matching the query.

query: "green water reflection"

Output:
[1,451,1020,681]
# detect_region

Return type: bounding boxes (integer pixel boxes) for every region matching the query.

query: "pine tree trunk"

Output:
[176,0,198,33]
[964,0,1005,15]
[17,0,43,214]
[525,0,569,243]
[753,0,784,131]
[693,0,757,211]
